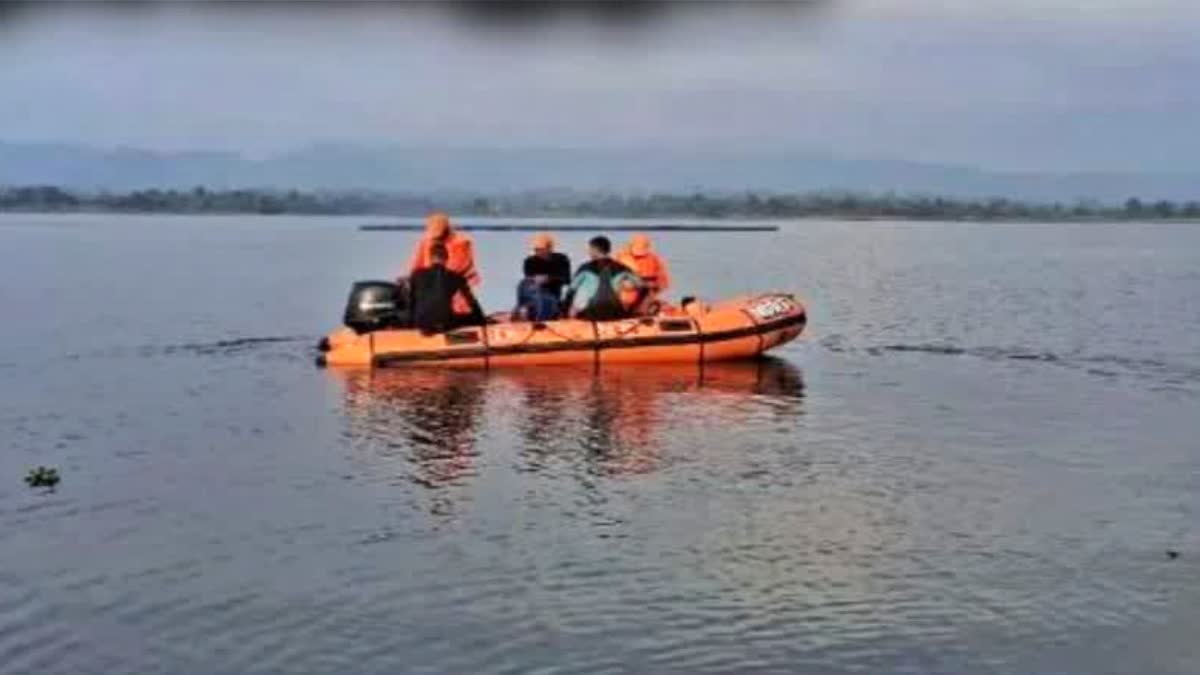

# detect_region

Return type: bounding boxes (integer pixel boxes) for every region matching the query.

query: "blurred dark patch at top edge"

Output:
[0,0,835,31]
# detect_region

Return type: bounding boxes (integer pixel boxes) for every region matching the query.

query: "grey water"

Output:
[0,214,1197,674]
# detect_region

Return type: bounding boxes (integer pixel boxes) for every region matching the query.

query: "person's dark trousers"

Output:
[515,278,562,321]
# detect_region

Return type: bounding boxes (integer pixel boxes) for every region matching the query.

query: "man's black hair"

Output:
[588,236,611,255]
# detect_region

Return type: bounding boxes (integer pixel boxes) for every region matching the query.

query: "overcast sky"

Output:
[2,1,1197,172]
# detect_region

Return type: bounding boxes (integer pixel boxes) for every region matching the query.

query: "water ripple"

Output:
[843,341,1200,393]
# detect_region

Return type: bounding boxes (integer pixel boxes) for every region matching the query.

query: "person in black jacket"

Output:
[409,243,486,334]
[515,232,572,320]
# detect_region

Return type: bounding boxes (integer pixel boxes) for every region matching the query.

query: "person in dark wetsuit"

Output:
[515,232,572,321]
[563,236,643,321]
[409,243,486,334]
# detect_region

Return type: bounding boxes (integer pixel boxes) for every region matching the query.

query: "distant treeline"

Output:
[3,184,1199,221]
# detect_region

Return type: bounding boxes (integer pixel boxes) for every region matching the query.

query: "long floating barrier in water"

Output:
[360,223,779,232]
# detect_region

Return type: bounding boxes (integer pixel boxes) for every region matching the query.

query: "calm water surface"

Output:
[0,214,1197,674]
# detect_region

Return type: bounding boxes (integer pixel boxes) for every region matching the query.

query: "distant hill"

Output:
[2,141,1197,202]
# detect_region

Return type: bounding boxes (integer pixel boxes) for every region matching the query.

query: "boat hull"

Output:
[319,293,805,369]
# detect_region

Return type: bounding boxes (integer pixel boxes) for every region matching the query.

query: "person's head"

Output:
[425,211,452,240]
[429,243,449,266]
[629,234,652,256]
[531,232,555,259]
[588,235,612,261]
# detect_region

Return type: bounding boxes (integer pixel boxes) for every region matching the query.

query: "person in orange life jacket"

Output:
[616,233,670,314]
[405,212,480,315]
[408,243,485,335]
[563,236,643,321]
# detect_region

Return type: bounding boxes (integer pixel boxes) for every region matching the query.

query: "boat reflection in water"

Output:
[506,358,805,478]
[330,358,804,514]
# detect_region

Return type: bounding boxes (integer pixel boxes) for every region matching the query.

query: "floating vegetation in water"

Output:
[24,466,60,489]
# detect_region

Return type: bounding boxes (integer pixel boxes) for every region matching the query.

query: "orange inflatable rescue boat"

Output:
[317,281,806,368]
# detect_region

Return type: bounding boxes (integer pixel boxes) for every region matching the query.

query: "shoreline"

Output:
[5,185,1199,223]
[2,208,1199,224]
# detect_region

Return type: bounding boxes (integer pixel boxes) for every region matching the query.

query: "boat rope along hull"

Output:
[319,293,806,368]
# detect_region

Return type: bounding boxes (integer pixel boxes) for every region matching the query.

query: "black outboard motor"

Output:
[343,280,408,334]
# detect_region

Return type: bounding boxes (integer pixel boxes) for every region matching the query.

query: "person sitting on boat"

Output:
[409,243,485,335]
[515,232,572,321]
[616,233,671,314]
[563,236,644,321]
[405,211,480,316]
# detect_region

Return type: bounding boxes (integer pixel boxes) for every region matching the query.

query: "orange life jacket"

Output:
[406,231,480,314]
[616,249,669,309]
[408,232,480,286]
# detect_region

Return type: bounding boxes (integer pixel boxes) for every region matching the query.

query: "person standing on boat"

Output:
[515,232,572,321]
[617,233,670,314]
[409,244,485,334]
[564,236,643,321]
[405,212,481,315]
